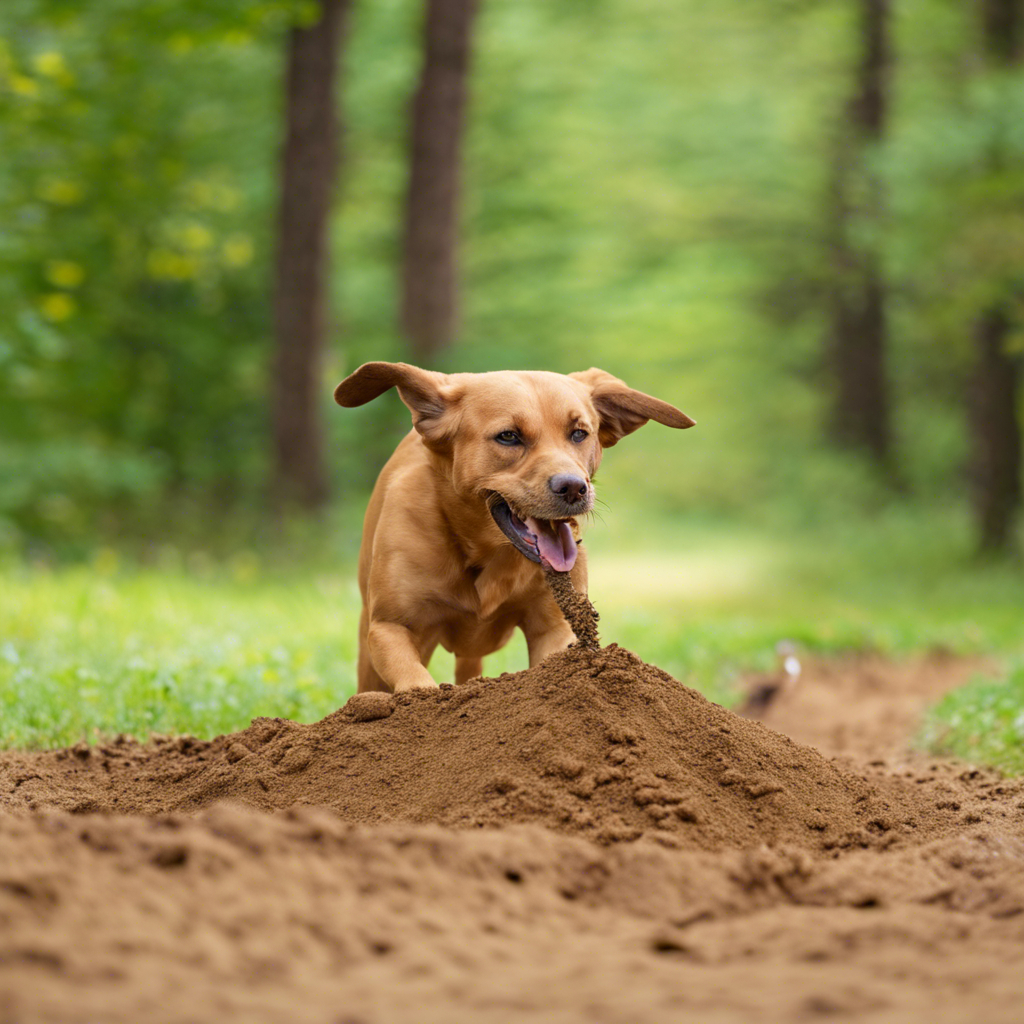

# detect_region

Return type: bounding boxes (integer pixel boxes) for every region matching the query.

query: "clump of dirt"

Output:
[545,569,600,649]
[2,645,1009,854]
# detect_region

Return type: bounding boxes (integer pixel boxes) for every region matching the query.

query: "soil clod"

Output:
[545,569,601,650]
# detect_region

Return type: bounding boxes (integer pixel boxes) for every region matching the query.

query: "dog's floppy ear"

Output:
[569,367,695,448]
[334,361,457,448]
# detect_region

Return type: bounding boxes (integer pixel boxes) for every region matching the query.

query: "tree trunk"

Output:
[827,0,892,466]
[272,0,350,509]
[983,0,1023,63]
[968,308,1022,553]
[400,0,479,360]
[968,0,1023,554]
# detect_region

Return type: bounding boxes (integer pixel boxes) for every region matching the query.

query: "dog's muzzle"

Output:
[489,497,579,572]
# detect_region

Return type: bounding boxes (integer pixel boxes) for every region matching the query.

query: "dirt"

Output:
[742,650,991,763]
[2,639,1024,1023]
[546,568,601,650]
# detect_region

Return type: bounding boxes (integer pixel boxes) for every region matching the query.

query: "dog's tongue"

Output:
[525,517,578,572]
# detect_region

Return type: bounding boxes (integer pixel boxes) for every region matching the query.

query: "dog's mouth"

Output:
[488,497,579,573]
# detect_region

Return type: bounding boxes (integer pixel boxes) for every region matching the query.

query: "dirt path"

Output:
[1,647,1022,1024]
[743,651,991,763]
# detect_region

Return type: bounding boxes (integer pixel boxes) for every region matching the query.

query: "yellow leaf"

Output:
[44,260,86,289]
[38,178,84,205]
[9,74,39,97]
[221,234,254,268]
[39,293,76,322]
[146,249,198,281]
[33,51,66,78]
[178,222,214,252]
[221,30,253,47]
[168,33,194,55]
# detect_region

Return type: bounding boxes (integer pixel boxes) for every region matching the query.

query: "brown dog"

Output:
[334,362,694,692]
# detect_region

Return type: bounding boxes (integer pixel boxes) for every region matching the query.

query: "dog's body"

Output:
[335,363,693,693]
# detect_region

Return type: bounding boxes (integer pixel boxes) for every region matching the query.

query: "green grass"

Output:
[919,665,1024,776]
[2,505,1023,753]
[0,552,751,750]
[0,559,361,749]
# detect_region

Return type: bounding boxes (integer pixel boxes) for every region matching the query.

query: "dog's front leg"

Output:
[455,656,483,685]
[523,613,577,668]
[367,621,438,692]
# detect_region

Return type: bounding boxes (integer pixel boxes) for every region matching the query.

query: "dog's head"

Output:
[335,363,694,571]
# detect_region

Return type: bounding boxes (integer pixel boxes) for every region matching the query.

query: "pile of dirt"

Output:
[3,631,1024,1023]
[2,644,990,853]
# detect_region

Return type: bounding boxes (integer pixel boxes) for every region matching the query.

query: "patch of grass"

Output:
[919,665,1024,776]
[0,564,359,749]
[2,506,1023,751]
[0,556,749,749]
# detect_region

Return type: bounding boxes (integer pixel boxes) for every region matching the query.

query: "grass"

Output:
[1,503,1023,755]
[0,553,755,749]
[919,664,1024,776]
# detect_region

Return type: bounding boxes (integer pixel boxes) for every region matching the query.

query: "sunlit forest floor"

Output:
[2,507,1021,770]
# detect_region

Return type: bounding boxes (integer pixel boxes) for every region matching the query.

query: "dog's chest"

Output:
[432,560,537,655]
[470,552,538,620]
[435,605,520,657]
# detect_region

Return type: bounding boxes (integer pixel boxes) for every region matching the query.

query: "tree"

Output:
[272,0,351,509]
[967,0,1024,555]
[969,307,1022,554]
[826,0,892,467]
[400,0,480,359]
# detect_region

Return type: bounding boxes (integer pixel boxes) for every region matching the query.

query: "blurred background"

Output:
[1,0,1023,749]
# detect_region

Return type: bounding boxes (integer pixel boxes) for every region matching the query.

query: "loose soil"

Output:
[2,634,1023,1022]
[546,568,601,650]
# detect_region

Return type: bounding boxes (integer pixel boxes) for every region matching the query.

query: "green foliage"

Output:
[920,664,1024,776]
[0,0,1022,552]
[0,555,363,749]
[0,1,307,540]
[887,5,1024,358]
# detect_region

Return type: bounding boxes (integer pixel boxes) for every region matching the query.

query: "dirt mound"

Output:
[3,646,1024,1023]
[0,644,975,853]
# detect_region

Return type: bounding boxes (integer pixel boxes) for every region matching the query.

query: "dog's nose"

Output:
[549,474,588,504]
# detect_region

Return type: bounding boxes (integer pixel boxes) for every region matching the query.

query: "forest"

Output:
[1,0,1021,556]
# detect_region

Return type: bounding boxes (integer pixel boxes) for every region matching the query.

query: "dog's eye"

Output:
[495,431,521,446]
[570,429,588,443]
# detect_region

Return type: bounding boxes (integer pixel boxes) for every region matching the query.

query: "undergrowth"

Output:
[919,665,1024,776]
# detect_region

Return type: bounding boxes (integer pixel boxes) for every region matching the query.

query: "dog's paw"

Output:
[346,691,395,722]
[394,678,441,694]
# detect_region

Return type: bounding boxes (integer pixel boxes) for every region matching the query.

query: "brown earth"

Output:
[2,641,1023,1023]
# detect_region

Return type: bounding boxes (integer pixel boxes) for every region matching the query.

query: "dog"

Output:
[334,362,694,693]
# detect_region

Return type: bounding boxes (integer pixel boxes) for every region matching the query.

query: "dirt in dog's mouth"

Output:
[488,497,579,572]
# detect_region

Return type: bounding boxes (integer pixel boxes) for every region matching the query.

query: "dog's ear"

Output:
[569,367,695,448]
[334,362,457,449]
